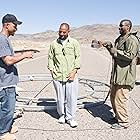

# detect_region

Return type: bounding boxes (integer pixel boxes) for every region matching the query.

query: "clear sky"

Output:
[0,0,139,34]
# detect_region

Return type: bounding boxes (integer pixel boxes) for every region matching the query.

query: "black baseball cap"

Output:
[2,14,22,25]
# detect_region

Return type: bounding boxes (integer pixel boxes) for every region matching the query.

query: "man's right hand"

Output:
[102,41,113,48]
[23,51,33,59]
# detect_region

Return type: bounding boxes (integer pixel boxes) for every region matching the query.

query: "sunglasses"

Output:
[7,22,17,29]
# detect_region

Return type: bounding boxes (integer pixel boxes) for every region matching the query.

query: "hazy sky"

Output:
[0,0,139,34]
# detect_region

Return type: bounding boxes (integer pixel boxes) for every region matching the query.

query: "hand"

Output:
[23,51,33,59]
[102,41,113,48]
[110,47,117,54]
[67,69,77,81]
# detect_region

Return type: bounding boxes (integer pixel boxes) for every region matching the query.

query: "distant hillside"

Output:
[11,24,140,49]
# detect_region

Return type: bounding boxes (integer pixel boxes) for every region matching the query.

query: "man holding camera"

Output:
[103,19,139,129]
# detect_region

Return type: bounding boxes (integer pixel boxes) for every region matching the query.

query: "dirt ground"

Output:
[14,45,140,140]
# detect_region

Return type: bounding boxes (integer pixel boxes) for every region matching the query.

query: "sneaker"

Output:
[0,132,16,140]
[58,115,65,124]
[13,109,23,119]
[67,120,78,128]
[10,126,18,134]
[111,123,128,130]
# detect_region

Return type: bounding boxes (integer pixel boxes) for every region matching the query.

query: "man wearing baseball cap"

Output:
[2,14,22,25]
[0,14,33,140]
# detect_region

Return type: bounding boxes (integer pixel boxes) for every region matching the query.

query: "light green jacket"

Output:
[48,37,80,81]
[111,33,139,89]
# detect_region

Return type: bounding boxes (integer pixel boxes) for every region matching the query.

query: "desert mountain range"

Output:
[11,24,140,50]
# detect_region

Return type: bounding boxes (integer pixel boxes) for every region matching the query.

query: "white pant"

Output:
[53,78,78,120]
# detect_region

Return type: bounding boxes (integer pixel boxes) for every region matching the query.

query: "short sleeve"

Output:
[0,36,12,58]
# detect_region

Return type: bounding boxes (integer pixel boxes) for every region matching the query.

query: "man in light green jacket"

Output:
[48,23,80,128]
[103,19,139,129]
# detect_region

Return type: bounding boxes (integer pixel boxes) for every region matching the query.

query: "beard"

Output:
[59,35,68,40]
[10,31,15,36]
[8,29,16,36]
[59,36,66,40]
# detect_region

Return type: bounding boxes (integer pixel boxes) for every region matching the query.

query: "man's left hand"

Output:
[67,69,77,81]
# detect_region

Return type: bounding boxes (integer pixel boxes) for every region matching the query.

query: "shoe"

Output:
[10,126,18,134]
[58,115,65,124]
[0,132,16,140]
[67,120,78,128]
[111,123,128,130]
[13,109,23,119]
[108,117,118,124]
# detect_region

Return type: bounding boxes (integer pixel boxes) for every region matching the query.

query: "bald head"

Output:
[59,23,70,30]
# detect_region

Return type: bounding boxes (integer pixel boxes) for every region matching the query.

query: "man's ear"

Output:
[4,23,9,29]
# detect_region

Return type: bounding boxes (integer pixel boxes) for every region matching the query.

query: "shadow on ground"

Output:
[37,99,59,119]
[82,101,114,124]
[37,99,114,124]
